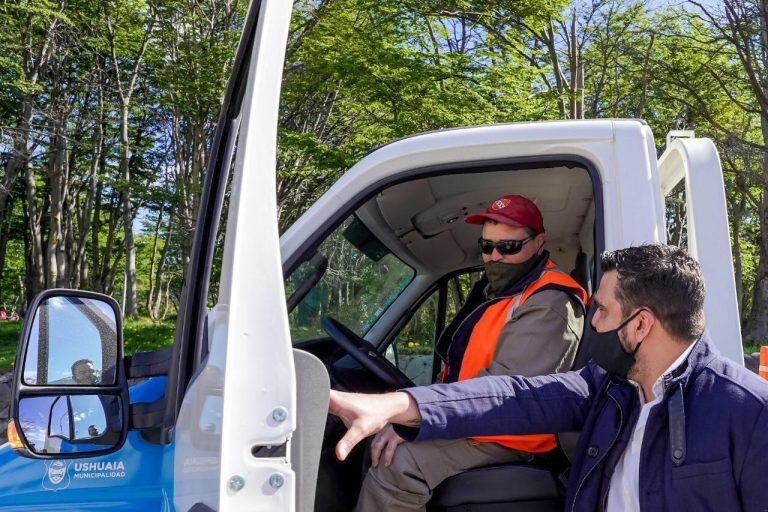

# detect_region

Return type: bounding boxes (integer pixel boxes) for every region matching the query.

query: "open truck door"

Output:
[168,0,328,511]
[658,134,743,364]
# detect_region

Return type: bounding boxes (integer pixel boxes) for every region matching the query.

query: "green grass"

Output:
[0,322,22,374]
[0,318,176,374]
[744,344,764,355]
[123,317,176,354]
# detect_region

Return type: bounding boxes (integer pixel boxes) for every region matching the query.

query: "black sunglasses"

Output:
[478,236,534,256]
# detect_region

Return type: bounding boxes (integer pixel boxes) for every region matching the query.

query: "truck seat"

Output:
[426,429,580,512]
[428,463,565,511]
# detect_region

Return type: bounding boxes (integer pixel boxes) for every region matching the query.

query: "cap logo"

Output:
[491,198,511,211]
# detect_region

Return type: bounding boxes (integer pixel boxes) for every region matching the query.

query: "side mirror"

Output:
[8,289,128,458]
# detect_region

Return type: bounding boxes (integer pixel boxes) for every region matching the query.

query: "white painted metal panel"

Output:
[282,120,673,264]
[282,120,664,264]
[658,138,743,364]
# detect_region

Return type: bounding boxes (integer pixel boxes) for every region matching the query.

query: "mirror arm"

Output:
[37,302,50,384]
[287,253,328,312]
[67,396,75,440]
[130,398,166,430]
[46,396,60,439]
[125,346,173,379]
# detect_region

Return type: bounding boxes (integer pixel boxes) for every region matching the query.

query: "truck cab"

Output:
[0,1,742,511]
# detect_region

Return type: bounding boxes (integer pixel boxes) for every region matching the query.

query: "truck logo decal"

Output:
[42,460,71,491]
[72,460,127,480]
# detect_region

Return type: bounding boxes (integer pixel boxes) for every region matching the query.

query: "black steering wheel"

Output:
[321,316,415,390]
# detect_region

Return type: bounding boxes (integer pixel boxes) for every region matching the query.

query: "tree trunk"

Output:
[90,179,104,292]
[161,276,173,320]
[0,197,15,303]
[744,113,768,341]
[0,97,34,232]
[743,3,768,341]
[104,5,154,316]
[0,4,62,236]
[151,216,174,320]
[146,204,165,314]
[74,83,105,289]
[100,201,121,296]
[732,190,746,317]
[119,104,138,318]
[46,97,68,289]
[25,164,45,297]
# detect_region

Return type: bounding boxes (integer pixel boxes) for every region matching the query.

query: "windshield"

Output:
[286,215,414,343]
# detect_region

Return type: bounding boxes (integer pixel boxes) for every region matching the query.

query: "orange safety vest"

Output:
[457,261,588,453]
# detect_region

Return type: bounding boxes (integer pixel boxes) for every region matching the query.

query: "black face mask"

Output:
[587,309,645,379]
[484,252,542,296]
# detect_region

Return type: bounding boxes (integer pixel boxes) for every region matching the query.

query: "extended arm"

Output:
[329,364,599,460]
[397,367,595,442]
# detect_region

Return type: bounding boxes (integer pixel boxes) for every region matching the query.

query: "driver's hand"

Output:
[371,424,404,467]
[329,390,419,461]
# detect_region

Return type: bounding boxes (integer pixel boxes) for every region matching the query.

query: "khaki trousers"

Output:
[354,438,531,512]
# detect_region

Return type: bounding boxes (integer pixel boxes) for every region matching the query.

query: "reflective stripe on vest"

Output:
[458,261,588,453]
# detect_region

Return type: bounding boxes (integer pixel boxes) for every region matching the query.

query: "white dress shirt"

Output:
[605,342,695,512]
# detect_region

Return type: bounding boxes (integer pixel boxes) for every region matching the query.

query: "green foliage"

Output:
[277,0,565,228]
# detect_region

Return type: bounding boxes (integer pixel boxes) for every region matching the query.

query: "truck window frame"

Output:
[283,155,606,294]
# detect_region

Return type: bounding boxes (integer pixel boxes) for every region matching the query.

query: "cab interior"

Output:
[285,161,599,511]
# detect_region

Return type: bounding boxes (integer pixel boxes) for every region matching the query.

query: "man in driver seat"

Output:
[355,194,587,511]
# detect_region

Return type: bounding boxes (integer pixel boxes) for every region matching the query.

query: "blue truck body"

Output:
[0,377,171,511]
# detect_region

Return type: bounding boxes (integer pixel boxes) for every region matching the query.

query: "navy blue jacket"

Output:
[399,333,768,511]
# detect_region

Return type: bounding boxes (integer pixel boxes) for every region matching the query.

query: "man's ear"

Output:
[535,233,546,253]
[636,309,655,340]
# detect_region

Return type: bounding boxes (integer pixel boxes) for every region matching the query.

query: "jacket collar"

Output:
[606,330,718,397]
[660,330,717,393]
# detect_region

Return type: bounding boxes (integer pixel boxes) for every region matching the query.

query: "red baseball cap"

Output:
[465,195,545,233]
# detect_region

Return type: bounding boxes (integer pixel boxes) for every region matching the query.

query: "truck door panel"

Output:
[170,0,329,510]
[658,137,743,364]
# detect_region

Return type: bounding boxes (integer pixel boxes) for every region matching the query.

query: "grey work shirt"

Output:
[474,287,585,378]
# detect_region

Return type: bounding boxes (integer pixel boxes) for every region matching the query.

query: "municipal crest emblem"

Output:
[42,460,71,491]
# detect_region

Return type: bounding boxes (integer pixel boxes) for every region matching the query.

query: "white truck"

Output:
[0,0,743,511]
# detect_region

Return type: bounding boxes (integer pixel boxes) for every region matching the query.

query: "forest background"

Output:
[0,0,767,372]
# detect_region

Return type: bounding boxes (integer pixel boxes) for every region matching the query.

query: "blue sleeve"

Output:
[395,365,599,442]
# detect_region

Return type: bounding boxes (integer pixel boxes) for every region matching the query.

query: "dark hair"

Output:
[71,358,93,372]
[483,221,540,237]
[600,244,705,342]
[524,227,539,237]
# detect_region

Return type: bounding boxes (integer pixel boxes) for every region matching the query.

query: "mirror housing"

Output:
[9,289,129,458]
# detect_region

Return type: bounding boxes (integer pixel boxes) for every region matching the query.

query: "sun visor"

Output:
[343,216,390,261]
